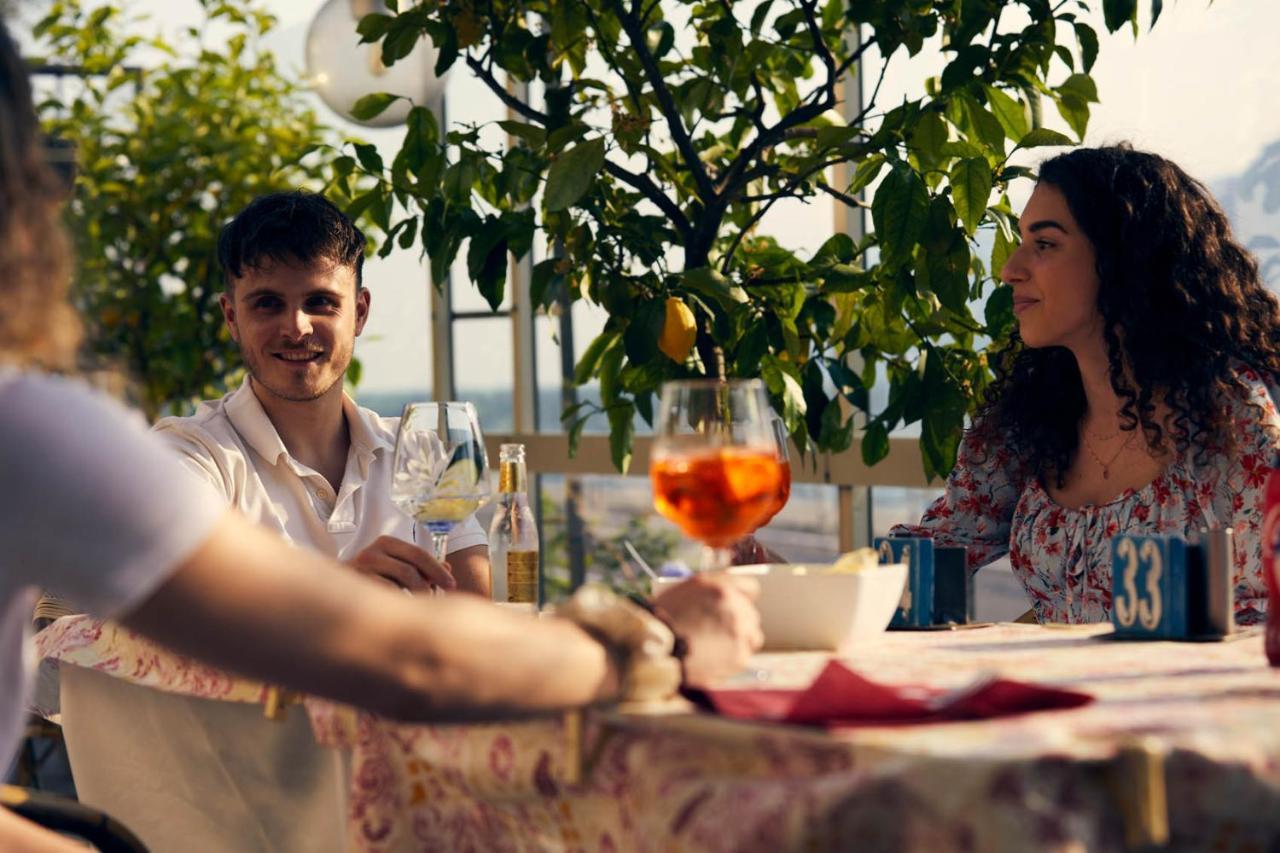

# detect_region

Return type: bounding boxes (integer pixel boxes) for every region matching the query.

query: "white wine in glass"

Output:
[390,402,493,562]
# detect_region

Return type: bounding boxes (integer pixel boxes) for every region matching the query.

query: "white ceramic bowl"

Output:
[657,562,907,652]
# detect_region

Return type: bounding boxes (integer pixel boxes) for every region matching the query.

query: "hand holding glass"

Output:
[390,402,492,563]
[650,379,785,571]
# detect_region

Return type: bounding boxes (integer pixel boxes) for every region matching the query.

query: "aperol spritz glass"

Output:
[650,379,784,571]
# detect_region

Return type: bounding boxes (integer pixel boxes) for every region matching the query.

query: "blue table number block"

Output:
[876,537,935,628]
[1111,534,1189,640]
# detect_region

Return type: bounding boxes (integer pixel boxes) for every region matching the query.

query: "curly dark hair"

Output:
[977,144,1280,486]
[0,22,81,369]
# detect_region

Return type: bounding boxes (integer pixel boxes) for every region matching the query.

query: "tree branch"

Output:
[465,54,551,125]
[604,160,694,243]
[713,16,856,199]
[720,157,847,273]
[464,50,691,245]
[608,0,716,203]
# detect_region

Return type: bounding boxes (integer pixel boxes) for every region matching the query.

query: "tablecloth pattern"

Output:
[35,618,1280,851]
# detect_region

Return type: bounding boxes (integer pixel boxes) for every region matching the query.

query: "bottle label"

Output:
[507,550,539,604]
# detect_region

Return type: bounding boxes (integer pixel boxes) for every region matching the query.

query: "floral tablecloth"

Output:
[35,618,1280,851]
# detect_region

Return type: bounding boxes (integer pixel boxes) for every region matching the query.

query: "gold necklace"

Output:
[1081,430,1135,480]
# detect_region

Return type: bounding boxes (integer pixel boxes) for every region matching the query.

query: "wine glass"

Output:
[390,402,492,563]
[757,413,792,529]
[650,379,785,572]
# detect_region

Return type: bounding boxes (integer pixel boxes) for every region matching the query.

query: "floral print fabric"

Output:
[892,368,1280,625]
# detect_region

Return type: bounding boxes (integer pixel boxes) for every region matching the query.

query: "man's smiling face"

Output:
[220,258,369,404]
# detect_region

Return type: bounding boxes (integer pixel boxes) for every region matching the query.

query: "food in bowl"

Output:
[655,555,907,651]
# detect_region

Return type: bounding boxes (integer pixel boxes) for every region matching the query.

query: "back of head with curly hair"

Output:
[977,144,1280,486]
[0,21,80,370]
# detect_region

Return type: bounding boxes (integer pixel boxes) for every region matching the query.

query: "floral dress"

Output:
[891,368,1280,625]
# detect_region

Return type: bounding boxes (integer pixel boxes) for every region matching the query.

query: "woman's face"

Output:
[1000,182,1103,352]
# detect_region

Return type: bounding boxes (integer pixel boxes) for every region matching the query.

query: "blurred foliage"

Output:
[540,487,679,603]
[344,0,1164,479]
[34,0,367,419]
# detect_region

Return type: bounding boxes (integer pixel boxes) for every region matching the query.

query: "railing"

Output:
[486,432,932,554]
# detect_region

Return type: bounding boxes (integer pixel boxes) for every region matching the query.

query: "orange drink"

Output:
[651,446,784,547]
[758,459,792,527]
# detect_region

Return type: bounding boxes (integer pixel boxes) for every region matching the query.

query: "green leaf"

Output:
[1102,0,1138,32]
[574,330,619,385]
[909,110,948,165]
[353,142,383,175]
[984,86,1029,142]
[356,12,393,43]
[497,119,546,148]
[963,99,1006,151]
[990,223,1015,282]
[760,354,807,435]
[1058,73,1099,104]
[1074,22,1100,72]
[950,158,992,235]
[544,137,605,212]
[1016,127,1074,150]
[1151,0,1164,27]
[812,233,855,267]
[862,421,890,467]
[846,154,886,196]
[870,165,930,269]
[350,92,399,122]
[607,402,635,473]
[622,299,665,364]
[466,217,509,311]
[984,284,1015,339]
[1055,94,1090,140]
[683,266,748,311]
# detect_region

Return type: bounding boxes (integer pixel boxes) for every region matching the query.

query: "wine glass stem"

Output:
[701,545,734,572]
[430,532,449,563]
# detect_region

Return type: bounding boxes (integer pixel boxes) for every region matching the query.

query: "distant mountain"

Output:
[1213,141,1280,287]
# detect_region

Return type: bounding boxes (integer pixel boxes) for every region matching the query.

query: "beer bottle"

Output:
[488,443,540,605]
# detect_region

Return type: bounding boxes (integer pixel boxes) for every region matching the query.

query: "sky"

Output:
[22,0,1280,393]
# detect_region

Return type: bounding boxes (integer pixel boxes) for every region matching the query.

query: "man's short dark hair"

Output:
[217,191,366,289]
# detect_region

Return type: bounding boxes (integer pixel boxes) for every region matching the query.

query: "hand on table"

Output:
[652,573,763,688]
[349,535,456,593]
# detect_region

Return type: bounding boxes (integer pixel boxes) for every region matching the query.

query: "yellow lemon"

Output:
[658,297,697,363]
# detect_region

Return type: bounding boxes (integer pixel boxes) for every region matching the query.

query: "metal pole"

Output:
[831,28,871,550]
[429,94,455,402]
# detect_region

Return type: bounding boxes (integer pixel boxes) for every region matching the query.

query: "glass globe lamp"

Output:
[305,0,447,127]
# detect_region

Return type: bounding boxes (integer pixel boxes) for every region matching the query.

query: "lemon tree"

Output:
[34,0,368,420]
[344,0,1167,478]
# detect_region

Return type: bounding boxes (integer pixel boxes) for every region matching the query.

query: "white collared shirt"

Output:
[153,379,486,561]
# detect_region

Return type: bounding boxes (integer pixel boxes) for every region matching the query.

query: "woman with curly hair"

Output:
[893,144,1280,625]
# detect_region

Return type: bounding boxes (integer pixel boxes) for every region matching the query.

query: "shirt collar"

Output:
[225,378,291,466]
[343,392,394,464]
[225,378,393,469]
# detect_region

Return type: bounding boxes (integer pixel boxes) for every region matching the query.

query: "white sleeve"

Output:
[442,514,488,554]
[0,374,224,618]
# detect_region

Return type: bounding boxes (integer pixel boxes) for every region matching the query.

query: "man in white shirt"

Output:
[155,191,489,593]
[56,192,486,852]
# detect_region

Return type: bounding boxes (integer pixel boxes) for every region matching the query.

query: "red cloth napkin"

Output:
[695,660,1092,728]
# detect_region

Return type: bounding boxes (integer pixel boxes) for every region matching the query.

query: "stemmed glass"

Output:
[650,379,785,572]
[390,402,493,563]
[757,413,792,529]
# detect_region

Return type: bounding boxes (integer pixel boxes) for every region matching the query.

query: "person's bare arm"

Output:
[446,544,490,597]
[0,804,86,852]
[122,511,620,722]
